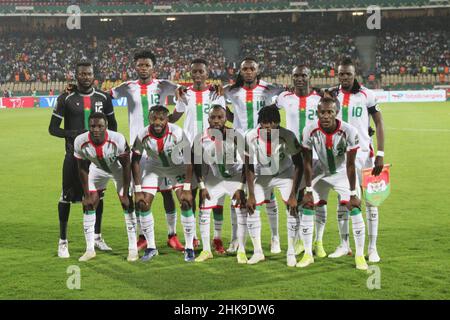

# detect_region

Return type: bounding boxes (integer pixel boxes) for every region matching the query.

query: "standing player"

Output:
[246,105,303,266]
[224,57,285,254]
[111,50,184,252]
[276,64,324,258]
[74,112,137,262]
[169,58,228,255]
[49,61,118,258]
[301,97,368,270]
[325,58,385,262]
[132,105,196,262]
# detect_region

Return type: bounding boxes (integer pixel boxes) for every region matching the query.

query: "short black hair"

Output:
[134,50,156,66]
[339,57,354,67]
[191,58,208,67]
[149,105,169,115]
[89,112,108,123]
[318,97,340,112]
[258,104,280,124]
[76,61,93,73]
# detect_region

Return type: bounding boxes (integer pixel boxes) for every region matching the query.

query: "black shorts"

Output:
[60,153,83,203]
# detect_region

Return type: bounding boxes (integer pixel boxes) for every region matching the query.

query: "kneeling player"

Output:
[301,97,368,270]
[194,105,247,262]
[132,105,196,262]
[74,112,138,262]
[246,105,303,266]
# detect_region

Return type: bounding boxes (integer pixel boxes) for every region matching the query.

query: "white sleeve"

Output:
[73,136,84,160]
[275,92,286,109]
[346,127,360,152]
[116,133,129,156]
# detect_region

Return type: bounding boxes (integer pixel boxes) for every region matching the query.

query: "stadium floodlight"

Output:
[166,17,177,21]
[352,12,364,16]
[100,18,112,22]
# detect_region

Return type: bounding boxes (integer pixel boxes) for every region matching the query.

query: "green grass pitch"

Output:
[0,102,449,300]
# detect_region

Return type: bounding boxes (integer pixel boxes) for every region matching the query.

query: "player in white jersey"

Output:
[74,112,138,262]
[111,50,185,252]
[132,105,196,262]
[276,64,324,258]
[324,57,385,263]
[169,59,228,255]
[302,97,368,270]
[192,105,248,262]
[224,57,285,254]
[245,105,303,266]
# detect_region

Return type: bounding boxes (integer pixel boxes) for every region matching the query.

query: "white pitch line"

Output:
[387,127,450,133]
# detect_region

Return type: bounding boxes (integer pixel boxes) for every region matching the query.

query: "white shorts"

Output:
[356,150,375,186]
[311,170,351,206]
[131,157,173,193]
[201,172,243,210]
[88,165,125,196]
[141,164,186,196]
[254,167,294,206]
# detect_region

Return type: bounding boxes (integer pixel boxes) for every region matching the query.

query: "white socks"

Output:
[236,208,248,253]
[366,205,379,252]
[199,209,211,252]
[124,211,138,251]
[265,200,279,240]
[247,211,263,254]
[139,211,156,249]
[350,208,366,257]
[166,211,177,235]
[83,210,96,251]
[181,209,196,250]
[301,208,315,255]
[314,205,327,242]
[287,209,300,255]
[337,204,350,248]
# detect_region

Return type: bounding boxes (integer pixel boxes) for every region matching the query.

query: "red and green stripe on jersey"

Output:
[195,91,204,134]
[342,91,351,123]
[325,133,337,174]
[88,132,112,173]
[140,84,150,126]
[246,90,254,129]
[298,96,307,141]
[83,96,91,130]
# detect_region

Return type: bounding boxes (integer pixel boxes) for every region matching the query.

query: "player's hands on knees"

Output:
[176,86,188,104]
[200,188,211,205]
[119,194,130,210]
[181,190,193,207]
[134,192,146,208]
[232,190,246,208]
[82,193,95,210]
[302,192,315,210]
[372,156,384,176]
[287,195,298,216]
[247,194,256,214]
[348,196,361,210]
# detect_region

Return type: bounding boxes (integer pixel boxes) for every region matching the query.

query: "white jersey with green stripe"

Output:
[336,85,379,155]
[110,79,178,145]
[199,128,244,180]
[133,123,186,169]
[245,126,302,176]
[224,80,284,133]
[175,86,226,145]
[74,130,129,173]
[276,90,321,143]
[302,120,360,176]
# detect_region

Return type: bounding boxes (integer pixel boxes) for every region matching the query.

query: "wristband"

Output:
[350,189,357,196]
[199,182,206,190]
[305,186,313,193]
[183,183,191,191]
[237,183,245,191]
[134,185,142,192]
[376,150,384,157]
